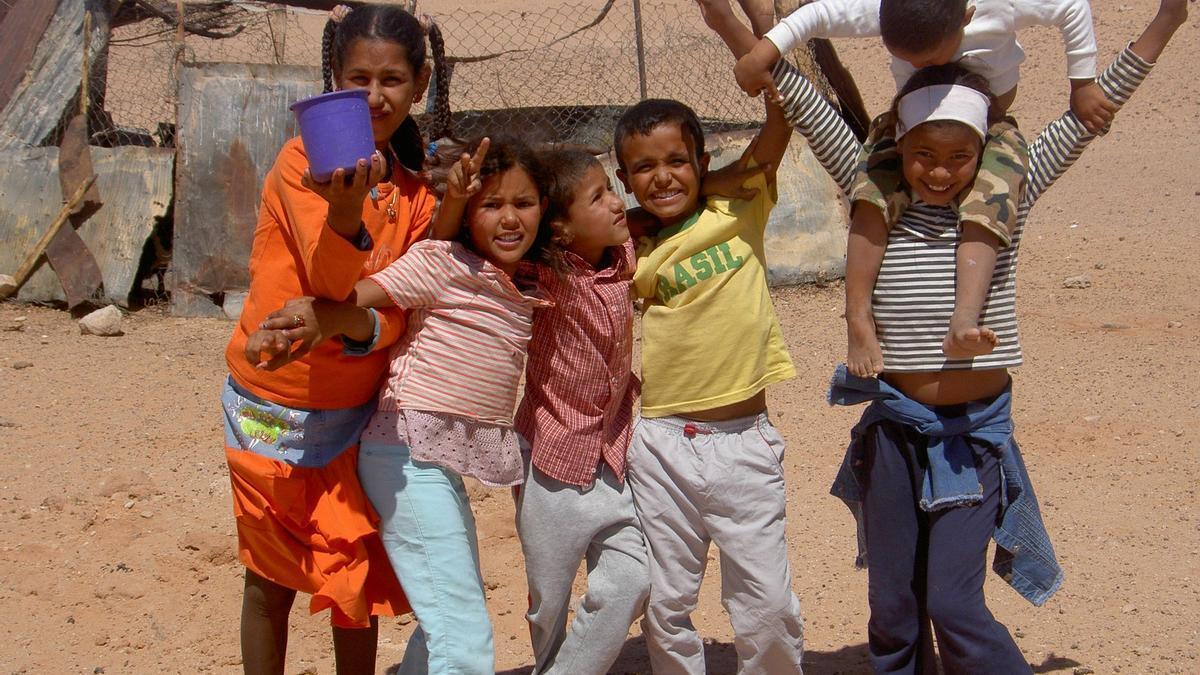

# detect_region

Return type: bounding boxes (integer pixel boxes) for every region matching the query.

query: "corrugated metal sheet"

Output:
[170,62,321,317]
[599,128,848,286]
[0,145,174,304]
[0,0,109,150]
[0,0,61,113]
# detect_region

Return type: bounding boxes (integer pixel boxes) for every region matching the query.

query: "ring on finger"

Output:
[292,315,305,328]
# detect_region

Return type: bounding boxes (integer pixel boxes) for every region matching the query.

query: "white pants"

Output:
[516,461,649,675]
[627,413,805,675]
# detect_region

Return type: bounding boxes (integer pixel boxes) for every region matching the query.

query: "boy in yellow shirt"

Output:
[613,8,803,673]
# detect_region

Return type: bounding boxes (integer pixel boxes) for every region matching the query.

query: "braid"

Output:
[391,117,425,173]
[425,21,453,142]
[320,18,336,93]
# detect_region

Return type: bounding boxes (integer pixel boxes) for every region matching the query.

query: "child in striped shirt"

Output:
[261,133,556,673]
[706,0,1187,670]
[734,0,1110,376]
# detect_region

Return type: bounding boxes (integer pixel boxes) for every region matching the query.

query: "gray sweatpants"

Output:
[515,461,650,675]
[627,413,805,675]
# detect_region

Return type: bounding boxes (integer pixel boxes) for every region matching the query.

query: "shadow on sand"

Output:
[492,636,871,674]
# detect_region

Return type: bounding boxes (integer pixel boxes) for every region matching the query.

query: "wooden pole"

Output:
[632,0,648,100]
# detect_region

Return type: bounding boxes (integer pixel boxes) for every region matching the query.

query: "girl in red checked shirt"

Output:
[513,148,649,675]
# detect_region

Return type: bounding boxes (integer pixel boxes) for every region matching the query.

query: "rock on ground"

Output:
[79,305,124,336]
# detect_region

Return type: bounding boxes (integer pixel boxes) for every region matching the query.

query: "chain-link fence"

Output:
[98,0,835,152]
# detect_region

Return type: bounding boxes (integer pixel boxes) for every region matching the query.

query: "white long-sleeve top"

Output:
[764,0,1099,95]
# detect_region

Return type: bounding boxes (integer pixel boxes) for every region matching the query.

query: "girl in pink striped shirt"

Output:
[356,134,554,673]
[265,133,555,673]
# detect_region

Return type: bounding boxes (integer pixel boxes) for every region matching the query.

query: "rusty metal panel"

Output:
[0,0,61,113]
[599,129,848,286]
[170,62,321,317]
[0,0,109,150]
[0,146,173,305]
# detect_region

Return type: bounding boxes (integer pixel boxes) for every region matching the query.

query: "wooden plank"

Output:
[169,62,321,317]
[0,146,174,305]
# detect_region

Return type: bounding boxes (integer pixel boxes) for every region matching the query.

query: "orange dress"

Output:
[223,136,433,628]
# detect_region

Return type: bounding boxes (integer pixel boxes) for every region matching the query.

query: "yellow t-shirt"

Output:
[633,172,796,417]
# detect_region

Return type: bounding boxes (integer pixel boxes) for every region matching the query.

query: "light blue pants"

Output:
[358,441,494,675]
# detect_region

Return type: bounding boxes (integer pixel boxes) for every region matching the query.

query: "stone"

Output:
[222,291,248,321]
[1062,275,1091,289]
[1102,323,1131,330]
[0,273,16,297]
[1168,321,1183,328]
[78,305,124,336]
[12,361,32,369]
[97,469,155,498]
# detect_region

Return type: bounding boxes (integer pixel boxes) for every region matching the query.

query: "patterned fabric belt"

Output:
[222,376,374,468]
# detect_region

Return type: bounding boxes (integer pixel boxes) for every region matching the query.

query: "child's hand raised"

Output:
[702,134,770,201]
[1069,80,1118,134]
[445,137,491,202]
[301,150,389,225]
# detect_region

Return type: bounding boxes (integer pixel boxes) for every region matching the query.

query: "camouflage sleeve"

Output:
[848,114,910,228]
[956,118,1029,247]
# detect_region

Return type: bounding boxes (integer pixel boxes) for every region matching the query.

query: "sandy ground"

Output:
[1,0,1198,673]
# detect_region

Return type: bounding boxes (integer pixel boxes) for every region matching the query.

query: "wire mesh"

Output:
[95,0,835,152]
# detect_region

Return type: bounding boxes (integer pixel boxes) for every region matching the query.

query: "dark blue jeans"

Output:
[860,416,1032,675]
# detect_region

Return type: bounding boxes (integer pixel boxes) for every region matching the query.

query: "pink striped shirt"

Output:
[369,239,551,424]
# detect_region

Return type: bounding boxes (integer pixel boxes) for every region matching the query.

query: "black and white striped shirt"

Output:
[773,47,1154,372]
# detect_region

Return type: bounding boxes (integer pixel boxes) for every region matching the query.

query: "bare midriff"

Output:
[679,389,768,422]
[883,368,1011,406]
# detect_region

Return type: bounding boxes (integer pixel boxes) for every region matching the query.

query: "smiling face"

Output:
[617,122,709,227]
[335,38,431,147]
[466,167,546,276]
[559,165,629,267]
[899,121,982,206]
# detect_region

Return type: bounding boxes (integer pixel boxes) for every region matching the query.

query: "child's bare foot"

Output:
[943,316,1000,359]
[847,315,884,377]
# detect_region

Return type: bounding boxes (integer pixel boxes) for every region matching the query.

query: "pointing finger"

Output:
[471,137,491,172]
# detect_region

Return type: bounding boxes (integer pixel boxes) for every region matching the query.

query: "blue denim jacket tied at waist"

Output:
[827,364,1063,606]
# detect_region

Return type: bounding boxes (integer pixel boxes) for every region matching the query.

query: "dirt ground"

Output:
[1,0,1198,673]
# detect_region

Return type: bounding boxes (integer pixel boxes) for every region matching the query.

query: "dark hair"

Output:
[460,133,558,266]
[879,0,969,56]
[320,5,449,173]
[886,63,1002,136]
[540,147,602,226]
[613,99,705,171]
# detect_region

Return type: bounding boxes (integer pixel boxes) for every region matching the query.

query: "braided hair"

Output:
[320,5,447,173]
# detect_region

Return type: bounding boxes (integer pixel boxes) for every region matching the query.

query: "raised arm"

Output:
[699,0,792,182]
[267,143,386,301]
[764,0,880,55]
[1016,0,1099,83]
[772,59,863,195]
[431,137,491,240]
[1025,0,1187,204]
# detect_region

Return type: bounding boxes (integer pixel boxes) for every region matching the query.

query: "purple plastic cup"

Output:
[289,89,376,183]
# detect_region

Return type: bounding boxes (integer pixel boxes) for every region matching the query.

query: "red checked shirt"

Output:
[515,241,639,486]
